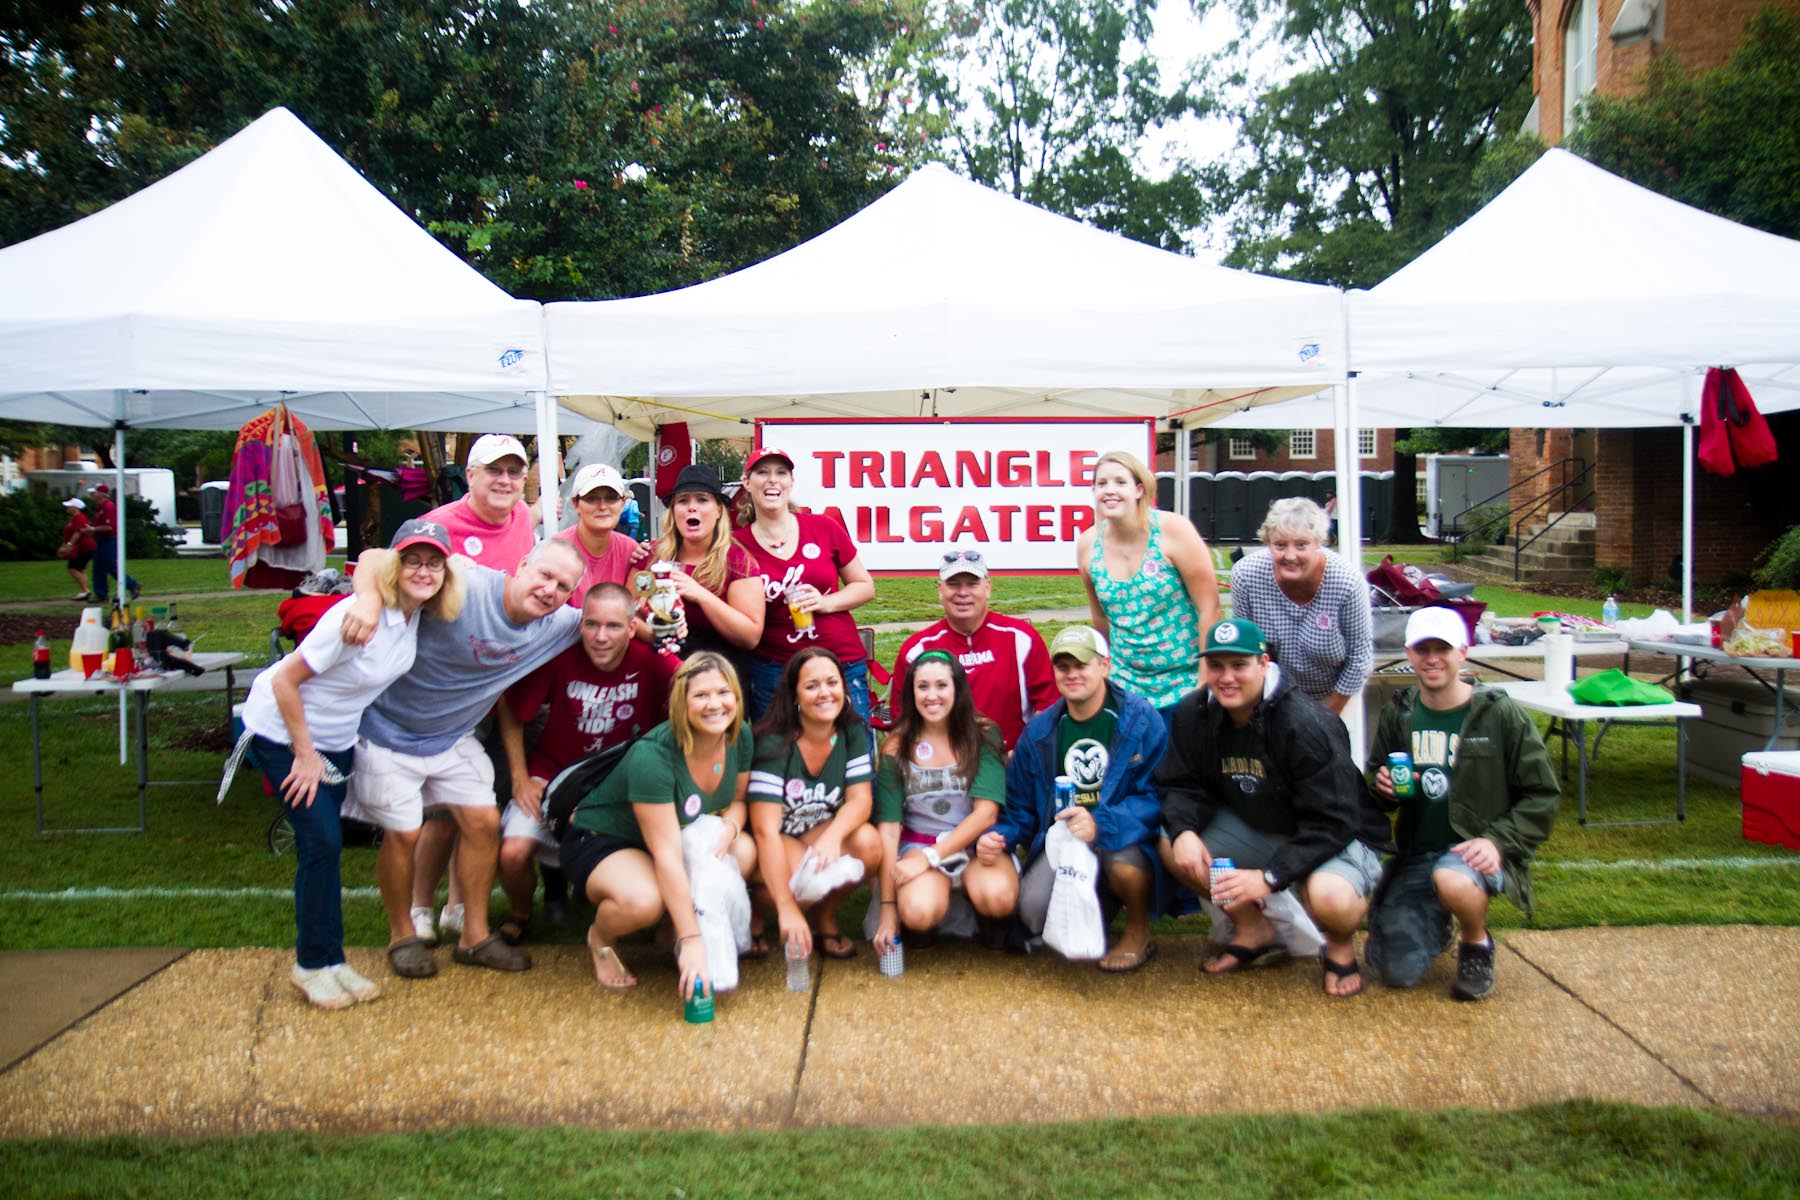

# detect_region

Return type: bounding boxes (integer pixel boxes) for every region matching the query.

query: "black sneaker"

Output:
[128,583,141,601]
[1451,938,1495,1001]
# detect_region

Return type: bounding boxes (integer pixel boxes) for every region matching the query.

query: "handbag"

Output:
[1700,367,1780,477]
[541,736,636,841]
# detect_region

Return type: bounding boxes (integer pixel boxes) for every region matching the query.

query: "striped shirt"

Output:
[748,724,874,838]
[1229,549,1372,702]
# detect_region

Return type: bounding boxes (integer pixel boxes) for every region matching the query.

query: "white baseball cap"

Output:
[569,462,628,498]
[468,433,529,468]
[62,497,85,510]
[1404,606,1470,651]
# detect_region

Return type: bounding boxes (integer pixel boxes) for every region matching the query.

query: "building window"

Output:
[1227,436,1257,461]
[1563,0,1598,133]
[1358,428,1378,458]
[1289,429,1316,460]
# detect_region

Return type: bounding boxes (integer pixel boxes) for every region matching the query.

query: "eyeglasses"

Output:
[400,555,446,573]
[478,463,526,479]
[579,490,624,505]
[942,550,985,564]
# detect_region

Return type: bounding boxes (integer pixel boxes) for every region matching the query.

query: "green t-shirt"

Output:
[873,737,1006,834]
[1402,697,1469,853]
[1055,703,1118,808]
[748,724,873,837]
[1216,718,1279,833]
[571,721,755,845]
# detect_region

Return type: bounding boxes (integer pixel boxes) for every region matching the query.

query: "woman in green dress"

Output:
[560,652,756,997]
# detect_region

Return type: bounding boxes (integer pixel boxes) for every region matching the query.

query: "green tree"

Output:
[1566,8,1800,241]
[1200,0,1533,540]
[907,0,1207,251]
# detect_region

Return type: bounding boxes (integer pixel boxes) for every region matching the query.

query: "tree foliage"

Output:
[0,0,912,299]
[1200,0,1534,289]
[903,0,1207,250]
[1567,8,1800,242]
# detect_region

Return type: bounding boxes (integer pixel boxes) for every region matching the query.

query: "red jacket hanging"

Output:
[1698,367,1779,478]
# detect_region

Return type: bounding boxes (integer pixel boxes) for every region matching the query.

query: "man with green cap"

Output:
[1158,617,1392,998]
[1364,606,1558,1001]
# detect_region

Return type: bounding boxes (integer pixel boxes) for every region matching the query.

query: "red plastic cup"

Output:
[81,652,103,679]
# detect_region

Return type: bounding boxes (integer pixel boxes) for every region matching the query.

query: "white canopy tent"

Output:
[1215,149,1800,615]
[546,163,1347,443]
[0,107,566,760]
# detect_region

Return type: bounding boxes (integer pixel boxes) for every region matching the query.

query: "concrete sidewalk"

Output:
[1,926,1795,1138]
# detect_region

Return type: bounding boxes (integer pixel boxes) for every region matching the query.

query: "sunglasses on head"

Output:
[942,550,983,564]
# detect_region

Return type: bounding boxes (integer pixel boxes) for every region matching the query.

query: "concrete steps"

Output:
[1456,511,1597,585]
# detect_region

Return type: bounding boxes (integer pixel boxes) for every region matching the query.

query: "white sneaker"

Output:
[438,903,465,938]
[331,963,381,1004]
[410,905,438,946]
[291,964,353,1010]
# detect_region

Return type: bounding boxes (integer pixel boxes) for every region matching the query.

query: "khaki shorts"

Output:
[341,734,495,833]
[501,798,559,865]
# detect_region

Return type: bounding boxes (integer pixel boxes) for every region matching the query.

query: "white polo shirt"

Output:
[242,602,419,753]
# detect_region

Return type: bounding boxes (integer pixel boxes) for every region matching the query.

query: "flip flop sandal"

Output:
[386,936,437,979]
[453,933,532,972]
[1098,940,1159,974]
[587,929,637,990]
[1320,949,1364,999]
[819,933,858,959]
[1205,942,1288,974]
[741,936,771,961]
[497,914,533,946]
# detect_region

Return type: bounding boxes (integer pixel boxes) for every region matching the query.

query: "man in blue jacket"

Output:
[975,625,1168,972]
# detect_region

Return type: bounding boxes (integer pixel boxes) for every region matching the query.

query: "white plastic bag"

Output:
[789,847,865,905]
[681,814,751,994]
[1198,878,1322,958]
[1041,822,1106,961]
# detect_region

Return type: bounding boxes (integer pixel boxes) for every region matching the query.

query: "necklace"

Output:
[758,519,796,553]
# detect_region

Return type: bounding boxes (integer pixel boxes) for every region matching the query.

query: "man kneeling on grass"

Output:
[1157,618,1392,998]
[1364,607,1559,1001]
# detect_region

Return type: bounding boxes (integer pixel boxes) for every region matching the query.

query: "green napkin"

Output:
[1567,669,1674,706]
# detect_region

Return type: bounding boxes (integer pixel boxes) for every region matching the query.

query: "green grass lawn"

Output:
[4,1103,1797,1199]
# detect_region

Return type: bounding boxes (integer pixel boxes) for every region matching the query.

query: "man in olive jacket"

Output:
[1159,618,1393,998]
[1365,608,1559,1001]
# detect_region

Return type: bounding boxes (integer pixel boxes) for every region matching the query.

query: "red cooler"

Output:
[1741,751,1800,851]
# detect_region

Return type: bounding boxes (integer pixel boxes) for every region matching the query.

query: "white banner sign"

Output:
[759,419,1154,572]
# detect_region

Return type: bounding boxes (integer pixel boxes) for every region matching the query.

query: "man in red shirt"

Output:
[59,497,97,600]
[86,485,141,604]
[893,549,1056,751]
[493,583,675,940]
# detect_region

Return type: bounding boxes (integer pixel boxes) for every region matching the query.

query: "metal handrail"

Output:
[1510,459,1596,581]
[1450,457,1585,548]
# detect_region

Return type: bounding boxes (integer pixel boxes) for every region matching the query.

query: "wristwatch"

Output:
[1262,869,1281,890]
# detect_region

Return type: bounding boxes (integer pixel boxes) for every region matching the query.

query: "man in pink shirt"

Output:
[893,549,1056,752]
[424,433,540,570]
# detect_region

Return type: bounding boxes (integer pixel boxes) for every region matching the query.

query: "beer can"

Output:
[1054,775,1075,810]
[878,939,905,978]
[1387,751,1415,798]
[683,977,714,1024]
[1209,856,1236,901]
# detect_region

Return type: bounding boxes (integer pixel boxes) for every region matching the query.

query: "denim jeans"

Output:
[749,656,870,725]
[90,538,140,603]
[253,736,355,970]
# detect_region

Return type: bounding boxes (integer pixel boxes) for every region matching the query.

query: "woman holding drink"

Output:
[560,652,757,996]
[733,447,875,720]
[873,651,1012,950]
[747,648,882,959]
[644,464,764,683]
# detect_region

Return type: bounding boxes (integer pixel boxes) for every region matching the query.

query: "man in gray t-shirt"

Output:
[340,539,583,978]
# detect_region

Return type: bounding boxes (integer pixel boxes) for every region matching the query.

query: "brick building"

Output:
[1511,0,1800,586]
[1159,427,1402,474]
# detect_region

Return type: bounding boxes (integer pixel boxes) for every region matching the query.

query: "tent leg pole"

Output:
[533,391,558,540]
[114,392,128,766]
[1175,426,1191,520]
[1682,418,1694,625]
[1334,378,1367,767]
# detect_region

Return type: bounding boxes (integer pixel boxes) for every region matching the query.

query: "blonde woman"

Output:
[240,519,463,1009]
[1076,450,1221,719]
[561,652,757,997]
[649,464,765,684]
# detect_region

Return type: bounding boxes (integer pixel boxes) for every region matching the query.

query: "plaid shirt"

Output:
[1230,549,1371,702]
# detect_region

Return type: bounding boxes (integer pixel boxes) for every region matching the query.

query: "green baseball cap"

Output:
[1201,617,1268,657]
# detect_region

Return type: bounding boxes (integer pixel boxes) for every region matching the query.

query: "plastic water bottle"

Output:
[786,945,810,992]
[1602,595,1620,628]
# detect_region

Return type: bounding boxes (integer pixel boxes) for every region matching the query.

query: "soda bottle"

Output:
[32,629,51,679]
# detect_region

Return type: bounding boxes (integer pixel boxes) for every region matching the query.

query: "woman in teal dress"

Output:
[1076,450,1222,719]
